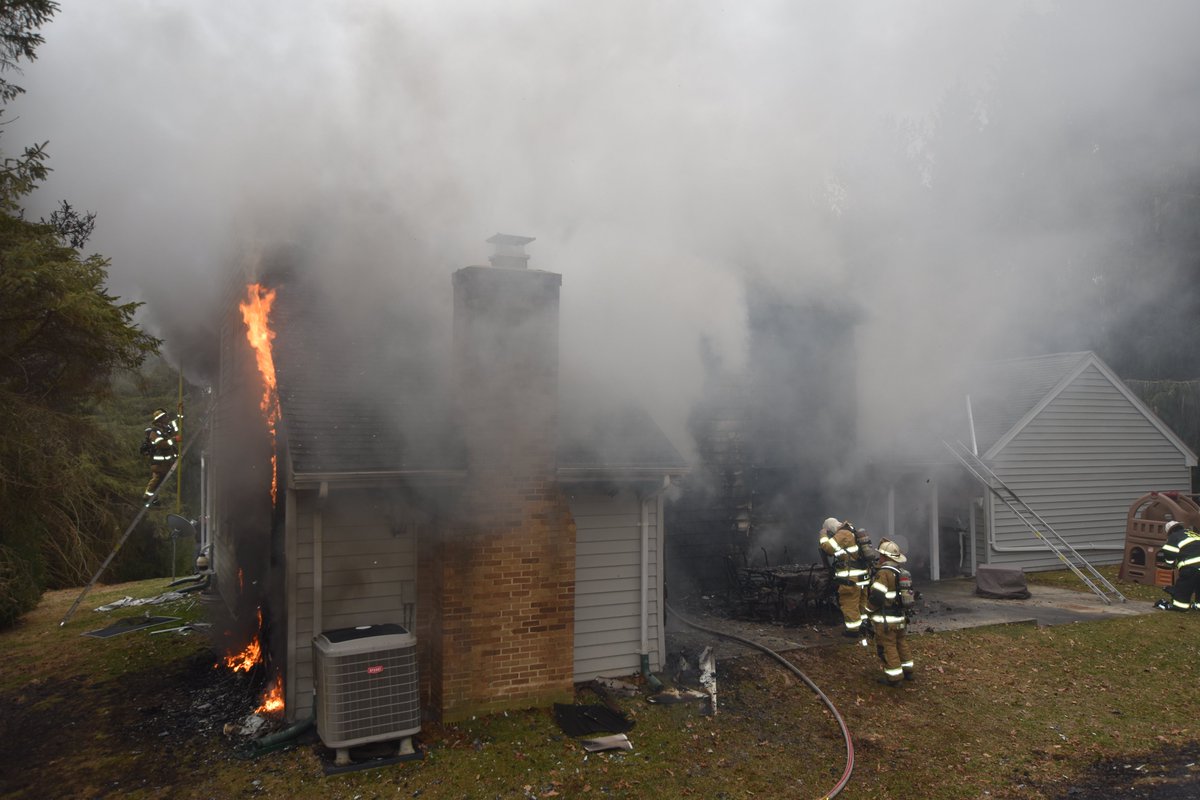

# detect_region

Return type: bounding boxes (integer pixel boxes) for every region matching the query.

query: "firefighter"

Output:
[1154,520,1200,611]
[866,538,916,687]
[818,517,870,638]
[141,407,181,506]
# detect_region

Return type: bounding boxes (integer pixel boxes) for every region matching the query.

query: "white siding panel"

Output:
[571,490,662,682]
[986,365,1192,573]
[286,488,417,722]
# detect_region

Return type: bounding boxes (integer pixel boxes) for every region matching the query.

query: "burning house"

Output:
[209,235,687,726]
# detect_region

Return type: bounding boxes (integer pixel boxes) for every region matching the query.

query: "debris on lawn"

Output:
[590,676,640,697]
[697,645,717,715]
[224,712,270,739]
[553,703,635,737]
[651,646,717,715]
[82,615,180,638]
[581,733,633,753]
[646,687,709,705]
[150,622,213,636]
[94,592,189,611]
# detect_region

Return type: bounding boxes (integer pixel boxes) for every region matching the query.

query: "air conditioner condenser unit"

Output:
[313,623,420,765]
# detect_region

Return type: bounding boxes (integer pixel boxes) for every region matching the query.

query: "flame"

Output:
[221,607,264,672]
[223,635,262,673]
[255,673,285,715]
[238,283,281,504]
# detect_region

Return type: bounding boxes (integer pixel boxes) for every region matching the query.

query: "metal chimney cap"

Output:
[486,233,535,247]
[486,233,536,269]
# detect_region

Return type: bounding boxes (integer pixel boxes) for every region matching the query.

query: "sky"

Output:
[8,0,1200,456]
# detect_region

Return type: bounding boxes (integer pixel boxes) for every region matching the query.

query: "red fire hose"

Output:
[664,602,855,799]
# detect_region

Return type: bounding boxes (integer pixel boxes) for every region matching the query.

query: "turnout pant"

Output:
[1168,567,1200,610]
[837,583,866,632]
[144,462,172,498]
[874,622,913,684]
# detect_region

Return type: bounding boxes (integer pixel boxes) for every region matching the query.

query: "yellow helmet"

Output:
[878,539,907,563]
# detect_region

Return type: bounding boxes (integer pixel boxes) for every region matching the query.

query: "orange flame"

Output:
[220,607,264,672]
[239,283,281,505]
[255,673,285,715]
[223,635,262,673]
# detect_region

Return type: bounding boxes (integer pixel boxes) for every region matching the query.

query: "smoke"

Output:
[7,0,1200,458]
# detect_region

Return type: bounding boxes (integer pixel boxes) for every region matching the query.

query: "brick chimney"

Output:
[420,234,577,722]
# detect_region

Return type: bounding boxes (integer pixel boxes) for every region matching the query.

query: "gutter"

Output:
[558,465,690,484]
[292,469,466,490]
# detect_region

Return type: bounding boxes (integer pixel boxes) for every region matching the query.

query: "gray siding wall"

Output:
[213,516,239,616]
[570,489,663,682]
[286,489,418,721]
[986,364,1192,572]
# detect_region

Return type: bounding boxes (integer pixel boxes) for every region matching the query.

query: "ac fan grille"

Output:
[315,643,420,747]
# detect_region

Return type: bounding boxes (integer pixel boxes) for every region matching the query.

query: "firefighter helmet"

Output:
[1165,520,1184,536]
[152,407,168,421]
[878,539,907,563]
[823,517,841,534]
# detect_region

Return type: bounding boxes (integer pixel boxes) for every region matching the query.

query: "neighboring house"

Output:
[211,236,687,724]
[867,351,1198,580]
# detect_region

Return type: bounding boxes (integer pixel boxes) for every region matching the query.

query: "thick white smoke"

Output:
[8,0,1200,455]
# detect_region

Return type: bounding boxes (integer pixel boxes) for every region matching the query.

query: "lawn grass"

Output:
[2,572,1198,799]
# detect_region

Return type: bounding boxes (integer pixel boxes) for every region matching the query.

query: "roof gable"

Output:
[967,351,1090,454]
[976,351,1197,463]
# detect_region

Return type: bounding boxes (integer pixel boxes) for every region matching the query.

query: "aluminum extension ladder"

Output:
[943,440,1126,605]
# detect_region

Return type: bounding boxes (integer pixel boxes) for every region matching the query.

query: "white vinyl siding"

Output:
[986,364,1192,572]
[286,489,418,721]
[571,490,663,682]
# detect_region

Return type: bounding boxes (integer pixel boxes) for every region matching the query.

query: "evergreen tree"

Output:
[0,0,161,627]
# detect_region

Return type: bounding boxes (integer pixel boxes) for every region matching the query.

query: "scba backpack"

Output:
[895,568,916,609]
[881,565,916,610]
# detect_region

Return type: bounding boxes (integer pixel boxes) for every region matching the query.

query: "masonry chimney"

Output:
[420,234,576,722]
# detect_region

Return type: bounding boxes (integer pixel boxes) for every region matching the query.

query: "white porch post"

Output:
[887,486,896,540]
[929,475,940,581]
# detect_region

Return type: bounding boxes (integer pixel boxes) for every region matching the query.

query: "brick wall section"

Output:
[421,264,576,723]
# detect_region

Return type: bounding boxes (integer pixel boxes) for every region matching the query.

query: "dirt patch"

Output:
[0,649,269,800]
[1040,742,1200,799]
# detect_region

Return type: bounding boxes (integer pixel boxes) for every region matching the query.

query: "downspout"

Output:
[314,481,328,638]
[966,394,978,457]
[199,450,206,554]
[640,475,672,690]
